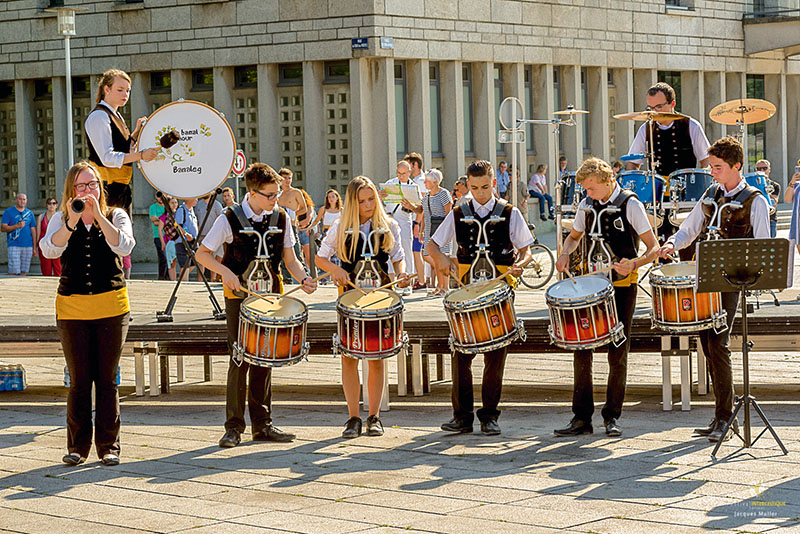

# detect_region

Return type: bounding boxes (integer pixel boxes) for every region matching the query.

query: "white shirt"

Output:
[39,209,136,259]
[431,197,534,251]
[572,185,653,236]
[317,218,405,263]
[528,173,546,190]
[627,117,710,167]
[84,101,131,169]
[383,176,424,225]
[667,178,771,251]
[201,195,296,253]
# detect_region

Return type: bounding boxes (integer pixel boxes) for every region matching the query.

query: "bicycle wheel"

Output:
[519,243,555,289]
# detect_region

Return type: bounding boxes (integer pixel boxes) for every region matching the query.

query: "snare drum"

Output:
[443,279,525,354]
[334,289,407,360]
[234,295,309,367]
[650,262,726,333]
[545,275,624,350]
[744,172,777,215]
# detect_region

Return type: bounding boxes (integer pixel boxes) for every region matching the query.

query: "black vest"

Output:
[220,206,286,293]
[584,189,641,281]
[454,200,515,267]
[86,105,132,170]
[58,217,125,296]
[340,230,391,285]
[646,118,696,176]
[700,183,759,240]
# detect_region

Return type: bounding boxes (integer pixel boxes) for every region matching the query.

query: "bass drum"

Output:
[137,100,236,199]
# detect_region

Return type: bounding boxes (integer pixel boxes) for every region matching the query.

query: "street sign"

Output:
[498,97,524,130]
[351,38,368,50]
[233,149,246,176]
[497,130,526,144]
[380,37,394,49]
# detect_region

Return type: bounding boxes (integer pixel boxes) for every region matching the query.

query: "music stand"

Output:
[695,238,791,459]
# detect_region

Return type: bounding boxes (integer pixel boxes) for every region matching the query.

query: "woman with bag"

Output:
[409,169,452,296]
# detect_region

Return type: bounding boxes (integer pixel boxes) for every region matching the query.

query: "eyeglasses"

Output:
[73,180,100,193]
[253,189,278,201]
[646,102,671,111]
[755,166,769,171]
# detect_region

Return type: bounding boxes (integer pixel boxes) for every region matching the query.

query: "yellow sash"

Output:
[92,163,133,186]
[56,287,130,320]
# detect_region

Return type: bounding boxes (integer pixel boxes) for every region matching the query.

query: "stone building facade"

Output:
[1,0,798,263]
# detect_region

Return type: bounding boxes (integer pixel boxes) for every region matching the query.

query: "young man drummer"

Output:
[426,160,532,436]
[196,163,316,448]
[554,157,659,437]
[658,136,770,443]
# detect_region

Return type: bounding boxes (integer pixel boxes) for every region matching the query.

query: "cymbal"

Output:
[553,108,589,115]
[613,110,687,122]
[709,98,776,125]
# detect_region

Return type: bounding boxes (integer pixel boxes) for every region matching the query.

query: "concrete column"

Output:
[257,64,280,170]
[213,67,235,130]
[786,74,800,191]
[51,76,69,199]
[616,68,635,158]
[406,59,432,167]
[704,71,726,142]
[350,58,370,178]
[473,61,496,164]
[532,64,555,187]
[130,71,150,209]
[14,80,36,202]
[503,63,527,188]
[440,60,465,188]
[633,69,657,112]
[349,57,396,179]
[765,74,785,180]
[302,61,326,202]
[561,65,583,167]
[682,70,704,132]
[170,69,191,101]
[587,66,610,162]
[724,72,744,139]
[779,72,788,188]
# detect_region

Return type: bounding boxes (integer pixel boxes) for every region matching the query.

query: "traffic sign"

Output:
[233,149,246,176]
[498,97,524,130]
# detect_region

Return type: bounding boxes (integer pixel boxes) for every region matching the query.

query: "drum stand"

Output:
[156,189,226,322]
[695,238,791,460]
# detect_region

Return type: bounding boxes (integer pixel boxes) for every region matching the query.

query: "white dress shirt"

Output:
[667,178,771,251]
[383,176,425,225]
[431,197,534,251]
[84,101,131,169]
[627,117,710,166]
[571,185,653,236]
[317,218,405,263]
[201,195,296,253]
[39,209,136,259]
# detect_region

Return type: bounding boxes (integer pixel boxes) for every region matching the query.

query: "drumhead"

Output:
[138,100,235,199]
[243,294,306,317]
[339,289,401,310]
[445,279,507,304]
[546,274,610,300]
[652,262,696,279]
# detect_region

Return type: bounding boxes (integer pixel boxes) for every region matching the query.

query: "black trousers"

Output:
[572,284,637,423]
[224,297,273,433]
[105,181,132,215]
[451,347,508,424]
[57,312,129,458]
[698,292,738,422]
[154,237,168,280]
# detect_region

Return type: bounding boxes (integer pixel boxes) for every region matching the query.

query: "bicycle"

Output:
[519,225,555,289]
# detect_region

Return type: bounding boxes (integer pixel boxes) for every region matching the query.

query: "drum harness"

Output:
[345,227,390,290]
[459,200,508,284]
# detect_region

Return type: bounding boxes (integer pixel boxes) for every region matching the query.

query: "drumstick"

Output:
[240,287,277,303]
[449,272,466,288]
[368,273,419,293]
[282,272,329,297]
[476,257,533,290]
[347,280,367,295]
[564,269,578,285]
[576,256,647,278]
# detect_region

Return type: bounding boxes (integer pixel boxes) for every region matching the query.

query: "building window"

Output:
[553,67,562,152]
[278,63,303,87]
[746,74,766,166]
[462,64,474,154]
[494,64,504,155]
[524,66,534,154]
[48,0,64,6]
[191,69,213,91]
[324,61,350,84]
[394,62,408,157]
[657,70,682,111]
[0,82,13,103]
[72,76,91,98]
[234,66,257,89]
[429,63,442,156]
[34,80,52,101]
[150,71,171,94]
[665,0,692,8]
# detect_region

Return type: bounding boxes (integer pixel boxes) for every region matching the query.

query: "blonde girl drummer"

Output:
[316,176,410,438]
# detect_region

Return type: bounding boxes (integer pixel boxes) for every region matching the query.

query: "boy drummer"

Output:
[554,157,659,437]
[196,163,316,448]
[426,160,532,436]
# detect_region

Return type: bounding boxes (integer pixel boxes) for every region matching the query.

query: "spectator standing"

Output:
[194,194,223,281]
[174,198,198,281]
[158,196,180,281]
[755,159,781,238]
[379,160,423,294]
[221,187,238,209]
[148,193,167,280]
[1,193,37,275]
[496,161,510,200]
[786,164,800,257]
[37,197,62,276]
[408,169,453,295]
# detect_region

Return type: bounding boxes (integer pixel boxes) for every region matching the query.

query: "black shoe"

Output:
[253,425,296,442]
[342,417,362,439]
[708,419,738,443]
[365,415,384,437]
[604,418,622,437]
[219,429,241,448]
[62,453,86,466]
[548,213,555,220]
[480,419,501,436]
[554,418,593,437]
[693,418,717,436]
[539,214,548,221]
[441,418,473,434]
[101,453,120,466]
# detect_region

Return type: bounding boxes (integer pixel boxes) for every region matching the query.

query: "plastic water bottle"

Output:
[0,365,8,391]
[115,365,121,386]
[64,365,70,388]
[9,365,25,391]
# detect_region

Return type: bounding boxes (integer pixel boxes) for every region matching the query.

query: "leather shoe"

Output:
[554,418,593,437]
[342,417,362,439]
[441,418,473,434]
[101,453,120,466]
[365,415,384,437]
[480,419,501,436]
[62,453,86,466]
[219,428,241,448]
[604,418,622,437]
[708,419,739,443]
[693,418,717,436]
[253,425,295,442]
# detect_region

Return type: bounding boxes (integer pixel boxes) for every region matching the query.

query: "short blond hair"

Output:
[576,157,614,185]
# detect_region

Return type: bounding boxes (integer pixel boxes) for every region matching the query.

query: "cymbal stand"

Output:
[645,116,662,233]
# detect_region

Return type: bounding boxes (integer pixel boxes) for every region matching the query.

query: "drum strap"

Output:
[231,204,251,230]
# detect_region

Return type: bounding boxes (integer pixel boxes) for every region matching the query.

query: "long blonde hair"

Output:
[95,69,131,105]
[61,161,110,220]
[336,176,395,262]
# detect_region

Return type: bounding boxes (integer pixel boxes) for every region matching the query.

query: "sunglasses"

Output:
[755,166,768,171]
[253,189,278,201]
[47,201,58,205]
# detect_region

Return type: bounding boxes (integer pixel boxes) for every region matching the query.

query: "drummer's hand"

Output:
[395,272,411,288]
[134,117,147,132]
[612,258,635,277]
[508,263,523,278]
[555,253,570,273]
[140,148,158,162]
[301,276,317,294]
[330,266,350,287]
[657,243,675,259]
[221,269,241,293]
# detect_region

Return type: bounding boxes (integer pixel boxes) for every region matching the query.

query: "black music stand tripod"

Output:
[695,238,791,460]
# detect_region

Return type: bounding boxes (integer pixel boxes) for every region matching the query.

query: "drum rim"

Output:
[333,332,408,360]
[651,311,727,333]
[449,326,522,354]
[336,299,404,318]
[136,99,236,200]
[234,341,310,367]
[545,276,613,305]
[668,168,712,177]
[241,294,309,324]
[547,322,625,350]
[443,282,512,310]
